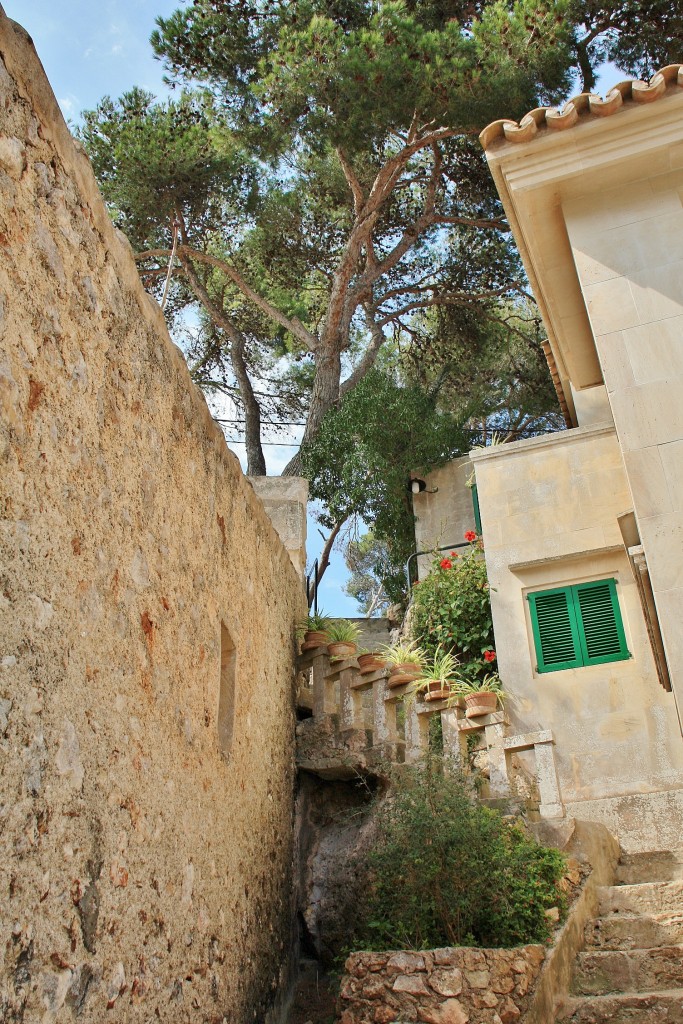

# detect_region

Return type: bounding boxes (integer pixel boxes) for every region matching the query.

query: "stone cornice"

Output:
[468,422,616,464]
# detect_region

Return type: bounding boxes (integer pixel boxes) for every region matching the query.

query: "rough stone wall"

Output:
[339,946,545,1024]
[0,13,305,1023]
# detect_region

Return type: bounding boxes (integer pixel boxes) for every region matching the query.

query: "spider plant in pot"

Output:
[326,619,361,660]
[380,640,426,689]
[410,646,460,703]
[459,672,507,719]
[296,611,331,651]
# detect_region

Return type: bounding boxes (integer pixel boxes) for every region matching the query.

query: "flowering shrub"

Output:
[411,532,494,684]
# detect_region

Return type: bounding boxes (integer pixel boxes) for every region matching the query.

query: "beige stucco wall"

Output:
[564,173,683,716]
[471,425,683,849]
[0,15,305,1022]
[412,455,477,578]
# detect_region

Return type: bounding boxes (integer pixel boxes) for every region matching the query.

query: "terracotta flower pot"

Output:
[357,653,387,675]
[301,630,329,652]
[387,663,423,688]
[464,690,498,718]
[327,641,358,660]
[422,680,452,702]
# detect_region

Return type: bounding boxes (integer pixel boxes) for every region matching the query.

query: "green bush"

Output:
[411,535,496,685]
[353,757,565,950]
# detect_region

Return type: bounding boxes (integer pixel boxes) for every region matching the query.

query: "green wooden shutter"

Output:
[574,579,630,666]
[471,484,482,534]
[528,587,582,673]
[528,579,630,673]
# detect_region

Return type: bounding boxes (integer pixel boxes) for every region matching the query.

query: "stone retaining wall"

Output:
[0,12,305,1023]
[339,946,545,1024]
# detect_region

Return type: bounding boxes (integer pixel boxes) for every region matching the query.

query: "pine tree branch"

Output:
[135,245,318,351]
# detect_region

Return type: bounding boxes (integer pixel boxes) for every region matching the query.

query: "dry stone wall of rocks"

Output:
[0,12,305,1023]
[339,946,546,1024]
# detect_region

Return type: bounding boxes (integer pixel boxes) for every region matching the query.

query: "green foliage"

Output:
[77,89,253,250]
[326,618,362,643]
[302,369,469,605]
[353,757,566,950]
[296,610,332,639]
[411,538,495,684]
[571,2,683,91]
[153,1,574,153]
[379,639,427,667]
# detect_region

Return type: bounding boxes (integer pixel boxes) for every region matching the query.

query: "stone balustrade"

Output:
[296,647,564,817]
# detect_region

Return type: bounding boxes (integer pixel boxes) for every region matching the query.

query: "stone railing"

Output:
[296,647,564,817]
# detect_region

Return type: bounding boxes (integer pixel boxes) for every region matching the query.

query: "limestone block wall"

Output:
[0,13,305,1023]
[563,170,683,716]
[470,426,683,850]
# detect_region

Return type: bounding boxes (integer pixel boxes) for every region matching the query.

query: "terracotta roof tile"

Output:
[479,64,683,150]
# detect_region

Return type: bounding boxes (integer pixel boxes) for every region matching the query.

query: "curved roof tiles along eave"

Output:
[479,64,683,152]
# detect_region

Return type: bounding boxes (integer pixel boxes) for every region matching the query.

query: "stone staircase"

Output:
[558,850,683,1022]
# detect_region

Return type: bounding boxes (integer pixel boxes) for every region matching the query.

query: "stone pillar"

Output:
[535,739,564,819]
[405,703,429,762]
[485,722,510,799]
[373,677,399,757]
[248,476,308,578]
[339,665,363,731]
[441,709,466,769]
[311,649,334,717]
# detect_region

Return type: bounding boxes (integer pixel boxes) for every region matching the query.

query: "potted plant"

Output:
[326,619,361,660]
[458,673,506,718]
[411,646,460,702]
[356,648,388,675]
[380,640,426,689]
[296,611,331,651]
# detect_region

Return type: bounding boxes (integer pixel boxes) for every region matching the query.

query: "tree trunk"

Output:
[229,334,267,476]
[282,346,342,476]
[178,251,267,476]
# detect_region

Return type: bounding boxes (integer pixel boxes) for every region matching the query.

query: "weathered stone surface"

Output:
[393,972,432,996]
[430,968,463,997]
[387,951,426,974]
[0,135,25,178]
[340,946,545,1024]
[0,18,305,1024]
[419,998,470,1024]
[465,970,490,989]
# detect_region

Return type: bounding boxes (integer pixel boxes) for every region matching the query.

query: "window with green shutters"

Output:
[527,579,630,673]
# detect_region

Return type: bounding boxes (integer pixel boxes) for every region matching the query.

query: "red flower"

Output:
[483,650,496,663]
[449,551,459,558]
[440,558,452,570]
[464,530,477,543]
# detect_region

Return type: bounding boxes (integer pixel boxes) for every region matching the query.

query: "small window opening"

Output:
[218,622,236,757]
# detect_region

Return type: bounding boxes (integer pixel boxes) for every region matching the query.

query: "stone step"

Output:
[598,880,683,917]
[586,913,683,950]
[616,851,683,886]
[558,990,683,1023]
[572,946,683,995]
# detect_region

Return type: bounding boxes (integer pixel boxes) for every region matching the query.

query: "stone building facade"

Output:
[0,12,305,1022]
[413,68,683,852]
